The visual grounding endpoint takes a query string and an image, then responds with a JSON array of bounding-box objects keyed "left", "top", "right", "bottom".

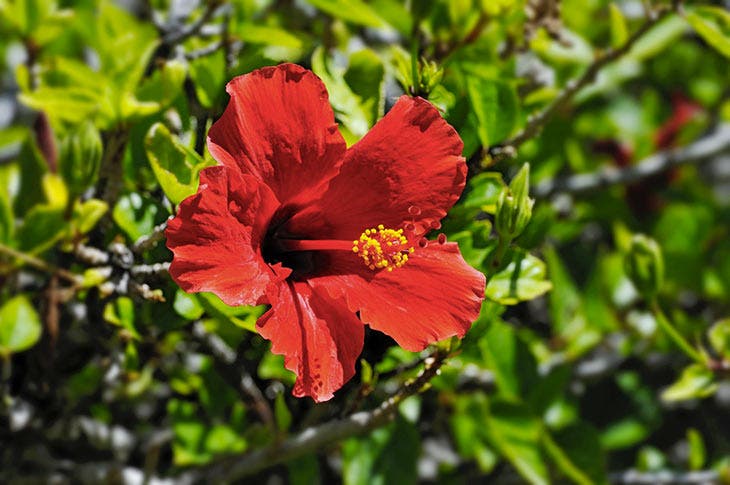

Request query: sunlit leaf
[{"left": 0, "top": 295, "right": 42, "bottom": 356}]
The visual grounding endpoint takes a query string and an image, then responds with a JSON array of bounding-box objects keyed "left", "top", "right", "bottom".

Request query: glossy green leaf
[
  {"left": 484, "top": 401, "right": 549, "bottom": 485},
  {"left": 609, "top": 3, "right": 628, "bottom": 48},
  {"left": 466, "top": 77, "right": 518, "bottom": 147},
  {"left": 549, "top": 423, "right": 607, "bottom": 485},
  {"left": 312, "top": 47, "right": 375, "bottom": 139},
  {"left": 173, "top": 290, "right": 204, "bottom": 321},
  {"left": 661, "top": 364, "right": 718, "bottom": 402},
  {"left": 237, "top": 24, "right": 305, "bottom": 48},
  {"left": 72, "top": 199, "right": 108, "bottom": 235},
  {"left": 685, "top": 10, "right": 730, "bottom": 59},
  {"left": 687, "top": 428, "right": 706, "bottom": 470},
  {"left": 708, "top": 318, "right": 730, "bottom": 359},
  {"left": 112, "top": 193, "right": 160, "bottom": 242},
  {"left": 16, "top": 205, "right": 66, "bottom": 253},
  {"left": 486, "top": 250, "right": 552, "bottom": 305},
  {"left": 145, "top": 123, "right": 209, "bottom": 205},
  {"left": 479, "top": 318, "right": 538, "bottom": 401},
  {"left": 0, "top": 185, "right": 13, "bottom": 244},
  {"left": 103, "top": 297, "right": 141, "bottom": 340},
  {"left": 306, "top": 0, "right": 386, "bottom": 28},
  {"left": 0, "top": 295, "right": 42, "bottom": 356},
  {"left": 342, "top": 416, "right": 419, "bottom": 485}
]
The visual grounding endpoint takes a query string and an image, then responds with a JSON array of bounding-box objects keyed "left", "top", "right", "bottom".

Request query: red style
[{"left": 166, "top": 64, "right": 486, "bottom": 402}]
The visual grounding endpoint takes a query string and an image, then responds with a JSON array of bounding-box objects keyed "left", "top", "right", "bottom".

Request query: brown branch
[
  {"left": 0, "top": 243, "right": 82, "bottom": 285},
  {"left": 533, "top": 124, "right": 730, "bottom": 198},
  {"left": 132, "top": 217, "right": 171, "bottom": 254},
  {"left": 161, "top": 1, "right": 223, "bottom": 47},
  {"left": 176, "top": 349, "right": 450, "bottom": 482},
  {"left": 486, "top": 7, "right": 673, "bottom": 162}
]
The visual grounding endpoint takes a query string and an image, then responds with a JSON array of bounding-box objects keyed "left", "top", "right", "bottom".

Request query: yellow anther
[{"left": 353, "top": 224, "right": 414, "bottom": 272}]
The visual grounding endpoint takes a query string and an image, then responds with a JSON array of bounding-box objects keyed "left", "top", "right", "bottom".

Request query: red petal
[
  {"left": 287, "top": 96, "right": 466, "bottom": 240},
  {"left": 310, "top": 243, "right": 485, "bottom": 351},
  {"left": 207, "top": 63, "right": 346, "bottom": 206},
  {"left": 165, "top": 166, "right": 288, "bottom": 306},
  {"left": 257, "top": 282, "right": 363, "bottom": 402}
]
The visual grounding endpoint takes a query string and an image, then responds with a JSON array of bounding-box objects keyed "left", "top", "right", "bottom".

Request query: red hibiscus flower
[{"left": 165, "top": 63, "right": 486, "bottom": 402}]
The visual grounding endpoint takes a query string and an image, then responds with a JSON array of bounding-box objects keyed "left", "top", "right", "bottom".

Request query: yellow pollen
[{"left": 352, "top": 225, "right": 414, "bottom": 272}]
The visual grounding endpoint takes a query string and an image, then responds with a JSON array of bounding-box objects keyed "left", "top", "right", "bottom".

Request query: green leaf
[
  {"left": 288, "top": 454, "right": 321, "bottom": 485},
  {"left": 16, "top": 205, "right": 66, "bottom": 253},
  {"left": 137, "top": 60, "right": 187, "bottom": 107},
  {"left": 237, "top": 24, "right": 305, "bottom": 48},
  {"left": 145, "top": 123, "right": 209, "bottom": 205},
  {"left": 196, "top": 293, "right": 263, "bottom": 333},
  {"left": 548, "top": 423, "right": 607, "bottom": 485},
  {"left": 628, "top": 14, "right": 687, "bottom": 61},
  {"left": 306, "top": 0, "right": 386, "bottom": 28},
  {"left": 189, "top": 51, "right": 226, "bottom": 109},
  {"left": 687, "top": 428, "right": 706, "bottom": 470},
  {"left": 0, "top": 295, "right": 42, "bottom": 356},
  {"left": 42, "top": 173, "right": 68, "bottom": 209},
  {"left": 484, "top": 401, "right": 550, "bottom": 485},
  {"left": 103, "top": 297, "right": 141, "bottom": 340},
  {"left": 274, "top": 392, "right": 292, "bottom": 432},
  {"left": 609, "top": 3, "right": 628, "bottom": 48},
  {"left": 173, "top": 290, "right": 205, "bottom": 320},
  {"left": 72, "top": 199, "right": 108, "bottom": 235},
  {"left": 685, "top": 10, "right": 730, "bottom": 59},
  {"left": 258, "top": 352, "right": 296, "bottom": 385},
  {"left": 479, "top": 318, "right": 538, "bottom": 401},
  {"left": 168, "top": 399, "right": 247, "bottom": 466},
  {"left": 708, "top": 318, "right": 730, "bottom": 359},
  {"left": 661, "top": 364, "right": 718, "bottom": 402},
  {"left": 113, "top": 193, "right": 160, "bottom": 242},
  {"left": 19, "top": 86, "right": 102, "bottom": 125},
  {"left": 311, "top": 47, "right": 376, "bottom": 139},
  {"left": 601, "top": 419, "right": 650, "bottom": 450},
  {"left": 344, "top": 49, "right": 385, "bottom": 128},
  {"left": 0, "top": 184, "right": 14, "bottom": 244},
  {"left": 14, "top": 138, "right": 47, "bottom": 216},
  {"left": 486, "top": 250, "right": 553, "bottom": 305},
  {"left": 461, "top": 172, "right": 505, "bottom": 213},
  {"left": 466, "top": 77, "right": 518, "bottom": 147},
  {"left": 342, "top": 416, "right": 419, "bottom": 485}
]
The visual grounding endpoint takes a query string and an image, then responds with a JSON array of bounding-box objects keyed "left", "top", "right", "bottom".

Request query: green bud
[
  {"left": 60, "top": 121, "right": 102, "bottom": 197},
  {"left": 625, "top": 234, "right": 664, "bottom": 299},
  {"left": 495, "top": 163, "right": 534, "bottom": 240}
]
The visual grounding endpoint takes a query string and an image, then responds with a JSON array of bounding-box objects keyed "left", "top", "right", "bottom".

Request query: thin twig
[
  {"left": 486, "top": 7, "right": 673, "bottom": 161},
  {"left": 533, "top": 124, "right": 730, "bottom": 198},
  {"left": 191, "top": 322, "right": 276, "bottom": 432},
  {"left": 132, "top": 217, "right": 171, "bottom": 254},
  {"left": 162, "top": 1, "right": 222, "bottom": 47},
  {"left": 609, "top": 469, "right": 719, "bottom": 484},
  {"left": 176, "top": 349, "right": 450, "bottom": 482},
  {"left": 0, "top": 243, "right": 82, "bottom": 285},
  {"left": 130, "top": 262, "right": 170, "bottom": 277}
]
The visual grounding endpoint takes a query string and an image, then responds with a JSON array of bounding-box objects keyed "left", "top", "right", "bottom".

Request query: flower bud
[
  {"left": 60, "top": 121, "right": 102, "bottom": 197},
  {"left": 495, "top": 163, "right": 534, "bottom": 240},
  {"left": 625, "top": 234, "right": 664, "bottom": 299}
]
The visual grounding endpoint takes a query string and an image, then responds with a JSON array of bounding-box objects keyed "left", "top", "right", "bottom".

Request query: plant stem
[
  {"left": 487, "top": 236, "right": 510, "bottom": 276},
  {"left": 482, "top": 6, "right": 673, "bottom": 163},
  {"left": 650, "top": 300, "right": 704, "bottom": 364}
]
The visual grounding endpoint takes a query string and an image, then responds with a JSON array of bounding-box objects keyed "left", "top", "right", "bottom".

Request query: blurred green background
[{"left": 1, "top": 0, "right": 730, "bottom": 483}]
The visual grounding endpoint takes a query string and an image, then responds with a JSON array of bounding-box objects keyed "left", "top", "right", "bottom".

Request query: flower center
[
  {"left": 352, "top": 225, "right": 414, "bottom": 272},
  {"left": 273, "top": 224, "right": 415, "bottom": 273}
]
